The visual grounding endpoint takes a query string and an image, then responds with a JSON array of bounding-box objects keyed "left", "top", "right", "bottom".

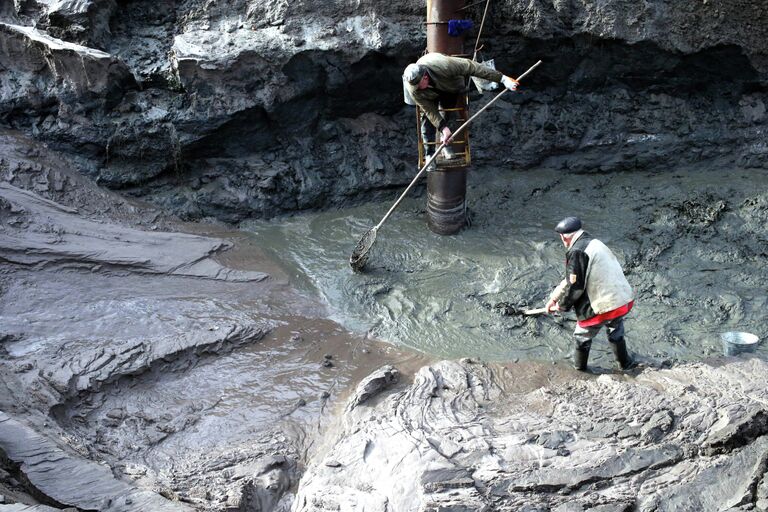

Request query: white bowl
[{"left": 721, "top": 331, "right": 759, "bottom": 356}]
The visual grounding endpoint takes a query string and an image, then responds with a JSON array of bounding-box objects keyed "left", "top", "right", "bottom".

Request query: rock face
[
  {"left": 0, "top": 180, "right": 268, "bottom": 280},
  {"left": 0, "top": 412, "right": 194, "bottom": 512},
  {"left": 0, "top": 22, "right": 134, "bottom": 101},
  {"left": 1, "top": 0, "right": 766, "bottom": 222},
  {"left": 295, "top": 357, "right": 768, "bottom": 511}
]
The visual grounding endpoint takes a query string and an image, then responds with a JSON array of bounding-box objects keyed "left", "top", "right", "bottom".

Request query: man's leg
[
  {"left": 420, "top": 114, "right": 437, "bottom": 157},
  {"left": 607, "top": 317, "right": 634, "bottom": 370},
  {"left": 420, "top": 114, "right": 438, "bottom": 171},
  {"left": 573, "top": 324, "right": 601, "bottom": 371}
]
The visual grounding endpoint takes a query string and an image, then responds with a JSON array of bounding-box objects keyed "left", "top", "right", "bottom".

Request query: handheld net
[{"left": 349, "top": 227, "right": 377, "bottom": 272}]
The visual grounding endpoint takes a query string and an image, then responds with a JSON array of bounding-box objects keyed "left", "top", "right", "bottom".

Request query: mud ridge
[{"left": 295, "top": 358, "right": 768, "bottom": 511}]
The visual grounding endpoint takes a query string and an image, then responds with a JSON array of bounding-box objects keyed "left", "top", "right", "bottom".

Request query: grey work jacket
[{"left": 556, "top": 232, "right": 634, "bottom": 321}]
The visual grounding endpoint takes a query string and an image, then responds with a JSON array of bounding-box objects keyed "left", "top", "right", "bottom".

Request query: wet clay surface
[
  {"left": 294, "top": 356, "right": 768, "bottom": 511},
  {"left": 53, "top": 312, "right": 427, "bottom": 505},
  {"left": 0, "top": 132, "right": 429, "bottom": 510},
  {"left": 1, "top": 251, "right": 428, "bottom": 510},
  {"left": 243, "top": 162, "right": 768, "bottom": 367},
  {"left": 0, "top": 247, "right": 428, "bottom": 509}
]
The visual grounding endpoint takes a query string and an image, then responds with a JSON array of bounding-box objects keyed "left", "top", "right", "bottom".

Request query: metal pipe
[
  {"left": 425, "top": 0, "right": 468, "bottom": 235},
  {"left": 426, "top": 0, "right": 466, "bottom": 55}
]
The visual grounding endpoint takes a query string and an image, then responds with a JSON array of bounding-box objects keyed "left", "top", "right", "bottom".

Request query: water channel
[{"left": 243, "top": 166, "right": 768, "bottom": 367}]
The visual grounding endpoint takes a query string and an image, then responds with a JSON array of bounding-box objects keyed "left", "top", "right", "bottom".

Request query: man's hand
[
  {"left": 501, "top": 75, "right": 519, "bottom": 92},
  {"left": 441, "top": 126, "right": 453, "bottom": 144},
  {"left": 545, "top": 298, "right": 560, "bottom": 313}
]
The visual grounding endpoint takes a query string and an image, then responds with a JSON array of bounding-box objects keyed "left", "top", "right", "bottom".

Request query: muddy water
[
  {"left": 243, "top": 197, "right": 561, "bottom": 361},
  {"left": 243, "top": 165, "right": 768, "bottom": 366}
]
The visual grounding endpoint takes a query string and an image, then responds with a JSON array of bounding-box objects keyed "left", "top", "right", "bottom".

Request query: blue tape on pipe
[{"left": 447, "top": 19, "right": 474, "bottom": 37}]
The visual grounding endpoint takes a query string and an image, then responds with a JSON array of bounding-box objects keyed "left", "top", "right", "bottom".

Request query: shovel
[
  {"left": 349, "top": 60, "right": 543, "bottom": 272},
  {"left": 523, "top": 306, "right": 575, "bottom": 323}
]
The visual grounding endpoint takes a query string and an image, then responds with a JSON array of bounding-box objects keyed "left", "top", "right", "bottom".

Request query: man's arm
[
  {"left": 425, "top": 104, "right": 446, "bottom": 133},
  {"left": 411, "top": 90, "right": 445, "bottom": 132},
  {"left": 546, "top": 279, "right": 568, "bottom": 312},
  {"left": 460, "top": 58, "right": 504, "bottom": 83},
  {"left": 456, "top": 57, "right": 517, "bottom": 91}
]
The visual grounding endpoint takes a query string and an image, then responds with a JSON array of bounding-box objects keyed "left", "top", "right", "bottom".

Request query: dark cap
[
  {"left": 554, "top": 216, "right": 582, "bottom": 234},
  {"left": 403, "top": 63, "right": 426, "bottom": 85}
]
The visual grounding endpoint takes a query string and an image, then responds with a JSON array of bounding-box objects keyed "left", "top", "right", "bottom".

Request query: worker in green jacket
[{"left": 403, "top": 53, "right": 519, "bottom": 166}]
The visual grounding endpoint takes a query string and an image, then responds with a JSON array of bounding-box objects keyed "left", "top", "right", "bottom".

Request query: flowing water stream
[
  {"left": 243, "top": 166, "right": 768, "bottom": 366},
  {"left": 243, "top": 195, "right": 565, "bottom": 362}
]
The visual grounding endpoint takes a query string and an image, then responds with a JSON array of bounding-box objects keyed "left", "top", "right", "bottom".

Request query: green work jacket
[{"left": 404, "top": 53, "right": 503, "bottom": 129}]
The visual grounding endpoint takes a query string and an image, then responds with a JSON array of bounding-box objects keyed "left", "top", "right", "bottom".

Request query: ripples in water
[{"left": 243, "top": 196, "right": 576, "bottom": 362}]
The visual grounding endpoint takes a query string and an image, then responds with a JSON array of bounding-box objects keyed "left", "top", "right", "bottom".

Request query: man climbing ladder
[{"left": 402, "top": 53, "right": 519, "bottom": 169}]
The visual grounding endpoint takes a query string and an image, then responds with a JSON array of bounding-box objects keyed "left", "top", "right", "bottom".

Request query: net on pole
[{"left": 349, "top": 227, "right": 377, "bottom": 272}]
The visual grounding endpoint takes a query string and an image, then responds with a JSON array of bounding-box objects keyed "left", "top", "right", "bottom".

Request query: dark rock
[
  {"left": 0, "top": 411, "right": 192, "bottom": 511},
  {"left": 105, "top": 408, "right": 126, "bottom": 420},
  {"left": 702, "top": 408, "right": 768, "bottom": 455},
  {"left": 1, "top": 1, "right": 765, "bottom": 222},
  {"left": 641, "top": 410, "right": 674, "bottom": 443},
  {"left": 535, "top": 430, "right": 574, "bottom": 450},
  {"left": 294, "top": 359, "right": 768, "bottom": 511},
  {"left": 345, "top": 365, "right": 399, "bottom": 411},
  {"left": 14, "top": 363, "right": 34, "bottom": 373}
]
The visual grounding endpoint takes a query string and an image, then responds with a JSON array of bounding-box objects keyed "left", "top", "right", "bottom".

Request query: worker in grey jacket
[
  {"left": 545, "top": 217, "right": 636, "bottom": 371},
  {"left": 402, "top": 53, "right": 519, "bottom": 163}
]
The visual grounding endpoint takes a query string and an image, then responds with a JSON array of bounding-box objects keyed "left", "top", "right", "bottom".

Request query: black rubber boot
[
  {"left": 573, "top": 346, "right": 590, "bottom": 371},
  {"left": 611, "top": 338, "right": 635, "bottom": 370}
]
